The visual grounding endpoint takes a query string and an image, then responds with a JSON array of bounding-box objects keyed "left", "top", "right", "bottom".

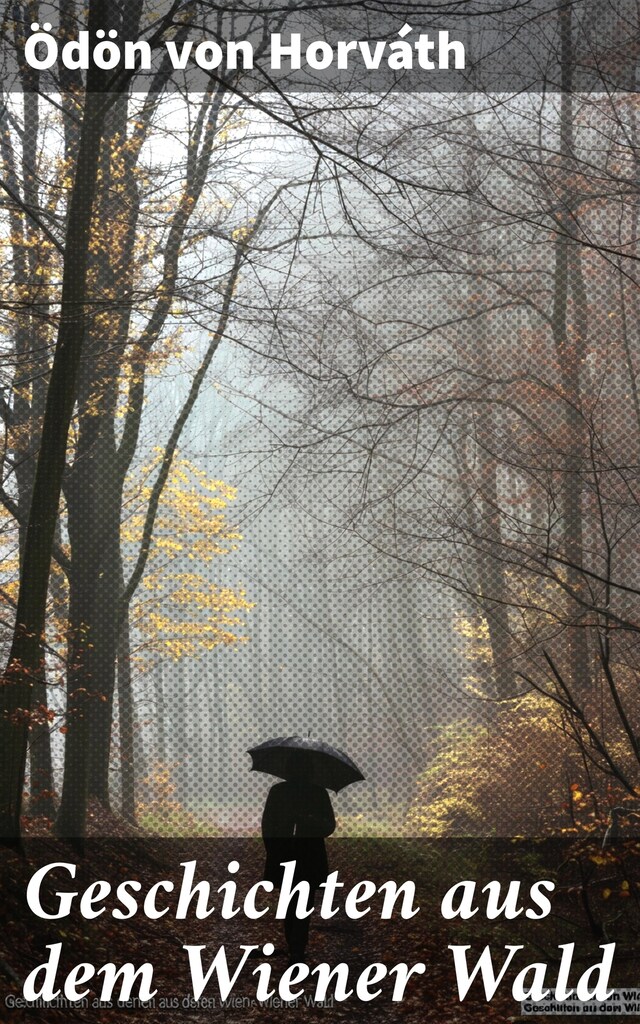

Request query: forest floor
[{"left": 2, "top": 813, "right": 637, "bottom": 1023}]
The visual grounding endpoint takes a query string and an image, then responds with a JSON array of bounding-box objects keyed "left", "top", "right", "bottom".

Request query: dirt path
[{"left": 1, "top": 837, "right": 514, "bottom": 1024}]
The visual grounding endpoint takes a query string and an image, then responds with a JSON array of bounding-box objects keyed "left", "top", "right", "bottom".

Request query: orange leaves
[
  {"left": 7, "top": 702, "right": 56, "bottom": 729},
  {"left": 602, "top": 880, "right": 631, "bottom": 901}
]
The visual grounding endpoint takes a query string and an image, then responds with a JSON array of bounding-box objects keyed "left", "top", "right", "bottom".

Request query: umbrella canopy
[{"left": 248, "top": 736, "right": 365, "bottom": 792}]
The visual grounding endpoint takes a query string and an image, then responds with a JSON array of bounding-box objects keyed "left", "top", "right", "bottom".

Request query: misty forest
[{"left": 1, "top": 0, "right": 640, "bottom": 856}]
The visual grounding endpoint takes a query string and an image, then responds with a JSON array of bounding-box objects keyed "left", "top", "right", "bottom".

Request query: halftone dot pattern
[{"left": 12, "top": 75, "right": 638, "bottom": 839}]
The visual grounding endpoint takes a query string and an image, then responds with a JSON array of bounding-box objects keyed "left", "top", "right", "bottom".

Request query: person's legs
[{"left": 284, "top": 888, "right": 316, "bottom": 963}]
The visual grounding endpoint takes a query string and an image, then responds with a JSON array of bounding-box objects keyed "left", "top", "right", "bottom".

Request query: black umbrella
[{"left": 248, "top": 736, "right": 365, "bottom": 792}]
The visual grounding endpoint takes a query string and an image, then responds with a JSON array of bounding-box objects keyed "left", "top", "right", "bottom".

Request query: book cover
[{"left": 0, "top": 1, "right": 639, "bottom": 1020}]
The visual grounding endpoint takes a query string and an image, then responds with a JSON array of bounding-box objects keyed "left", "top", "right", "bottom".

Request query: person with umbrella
[{"left": 248, "top": 736, "right": 364, "bottom": 965}]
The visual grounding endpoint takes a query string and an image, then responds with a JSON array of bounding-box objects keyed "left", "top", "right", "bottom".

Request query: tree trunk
[
  {"left": 117, "top": 605, "right": 136, "bottom": 823},
  {"left": 475, "top": 407, "right": 518, "bottom": 698},
  {"left": 1, "top": 66, "right": 57, "bottom": 825},
  {"left": 57, "top": 430, "right": 121, "bottom": 834},
  {"left": 56, "top": 87, "right": 140, "bottom": 834},
  {"left": 154, "top": 661, "right": 167, "bottom": 765},
  {"left": 552, "top": 4, "right": 590, "bottom": 691},
  {"left": 57, "top": 82, "right": 237, "bottom": 836},
  {"left": 28, "top": 719, "right": 55, "bottom": 822},
  {"left": 0, "top": 7, "right": 108, "bottom": 839}
]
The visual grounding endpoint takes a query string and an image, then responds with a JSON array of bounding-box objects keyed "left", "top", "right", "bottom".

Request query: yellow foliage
[
  {"left": 125, "top": 452, "right": 252, "bottom": 662},
  {"left": 231, "top": 218, "right": 255, "bottom": 242},
  {"left": 407, "top": 669, "right": 640, "bottom": 838},
  {"left": 407, "top": 694, "right": 587, "bottom": 837},
  {"left": 453, "top": 611, "right": 493, "bottom": 679},
  {"left": 137, "top": 760, "right": 215, "bottom": 836}
]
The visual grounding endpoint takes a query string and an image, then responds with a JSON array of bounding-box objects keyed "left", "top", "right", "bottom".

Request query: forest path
[{"left": 1, "top": 835, "right": 512, "bottom": 1024}]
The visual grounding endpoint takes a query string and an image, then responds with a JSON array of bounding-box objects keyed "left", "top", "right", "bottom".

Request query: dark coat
[{"left": 262, "top": 780, "right": 335, "bottom": 890}]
